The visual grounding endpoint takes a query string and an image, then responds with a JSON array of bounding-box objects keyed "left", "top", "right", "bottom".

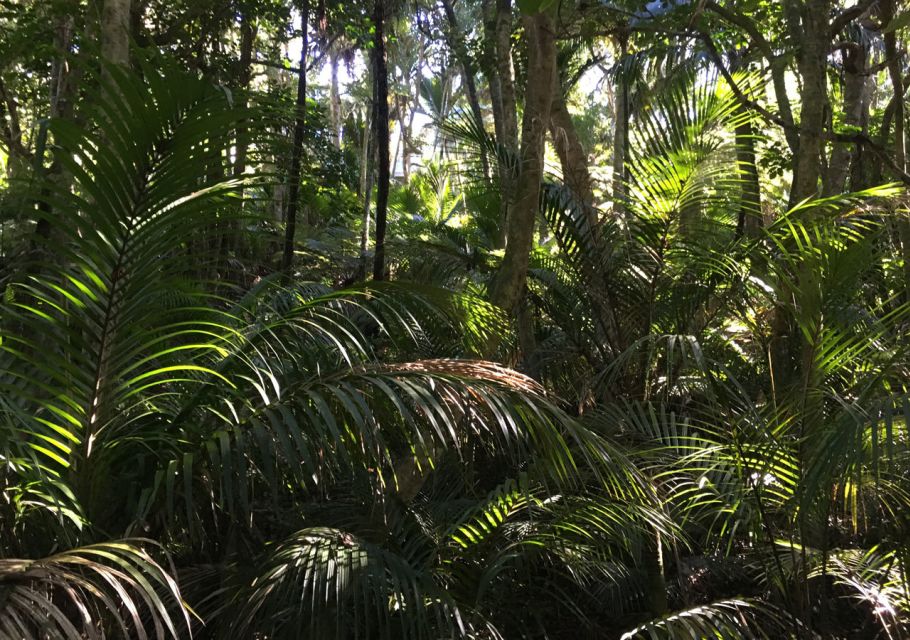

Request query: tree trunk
[
  {"left": 35, "top": 5, "right": 81, "bottom": 242},
  {"left": 481, "top": 0, "right": 506, "bottom": 247},
  {"left": 549, "top": 91, "right": 594, "bottom": 207},
  {"left": 825, "top": 41, "right": 869, "bottom": 195},
  {"left": 494, "top": 0, "right": 518, "bottom": 245},
  {"left": 612, "top": 32, "right": 629, "bottom": 218},
  {"left": 735, "top": 107, "right": 762, "bottom": 236},
  {"left": 0, "top": 79, "right": 26, "bottom": 179},
  {"left": 881, "top": 0, "right": 910, "bottom": 300},
  {"left": 402, "top": 43, "right": 423, "bottom": 183},
  {"left": 234, "top": 15, "right": 255, "bottom": 183},
  {"left": 227, "top": 14, "right": 255, "bottom": 264},
  {"left": 494, "top": 0, "right": 518, "bottom": 154},
  {"left": 548, "top": 75, "right": 622, "bottom": 360},
  {"left": 645, "top": 532, "right": 668, "bottom": 616},
  {"left": 489, "top": 11, "right": 556, "bottom": 316},
  {"left": 441, "top": 0, "right": 490, "bottom": 182},
  {"left": 481, "top": 0, "right": 505, "bottom": 159},
  {"left": 359, "top": 103, "right": 374, "bottom": 281},
  {"left": 789, "top": 0, "right": 830, "bottom": 206},
  {"left": 329, "top": 49, "right": 342, "bottom": 148},
  {"left": 371, "top": 0, "right": 391, "bottom": 281},
  {"left": 50, "top": 13, "right": 77, "bottom": 120},
  {"left": 281, "top": 0, "right": 309, "bottom": 274},
  {"left": 101, "top": 0, "right": 131, "bottom": 67}
]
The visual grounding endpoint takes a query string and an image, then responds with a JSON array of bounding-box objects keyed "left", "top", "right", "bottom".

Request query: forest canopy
[{"left": 1, "top": 0, "right": 909, "bottom": 638}]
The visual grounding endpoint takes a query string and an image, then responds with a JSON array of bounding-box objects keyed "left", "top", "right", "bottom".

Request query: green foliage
[
  {"left": 0, "top": 64, "right": 658, "bottom": 639},
  {"left": 2, "top": 1, "right": 910, "bottom": 637}
]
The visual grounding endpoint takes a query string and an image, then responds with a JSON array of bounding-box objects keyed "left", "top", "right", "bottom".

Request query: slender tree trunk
[
  {"left": 482, "top": 0, "right": 505, "bottom": 156},
  {"left": 441, "top": 0, "right": 490, "bottom": 182},
  {"left": 789, "top": 6, "right": 832, "bottom": 629},
  {"left": 549, "top": 73, "right": 622, "bottom": 359},
  {"left": 872, "top": 71, "right": 910, "bottom": 185},
  {"left": 494, "top": 0, "right": 518, "bottom": 153},
  {"left": 550, "top": 92, "right": 594, "bottom": 207},
  {"left": 234, "top": 15, "right": 255, "bottom": 183},
  {"left": 0, "top": 79, "right": 26, "bottom": 180},
  {"left": 735, "top": 107, "right": 762, "bottom": 236},
  {"left": 371, "top": 0, "right": 391, "bottom": 281},
  {"left": 789, "top": 0, "right": 830, "bottom": 206},
  {"left": 359, "top": 103, "right": 374, "bottom": 281},
  {"left": 645, "top": 532, "right": 668, "bottom": 616},
  {"left": 402, "top": 46, "right": 423, "bottom": 182},
  {"left": 481, "top": 0, "right": 507, "bottom": 247},
  {"left": 494, "top": 0, "right": 518, "bottom": 245},
  {"left": 282, "top": 0, "right": 309, "bottom": 274},
  {"left": 393, "top": 92, "right": 410, "bottom": 183},
  {"left": 35, "top": 5, "right": 81, "bottom": 242},
  {"left": 612, "top": 32, "right": 629, "bottom": 218},
  {"left": 848, "top": 79, "right": 871, "bottom": 192},
  {"left": 360, "top": 162, "right": 374, "bottom": 280},
  {"left": 101, "top": 0, "right": 131, "bottom": 67},
  {"left": 825, "top": 42, "right": 869, "bottom": 195},
  {"left": 50, "top": 13, "right": 76, "bottom": 120},
  {"left": 227, "top": 14, "right": 255, "bottom": 265},
  {"left": 881, "top": 0, "right": 910, "bottom": 300},
  {"left": 391, "top": 94, "right": 401, "bottom": 181},
  {"left": 489, "top": 11, "right": 556, "bottom": 316},
  {"left": 329, "top": 49, "right": 342, "bottom": 148}
]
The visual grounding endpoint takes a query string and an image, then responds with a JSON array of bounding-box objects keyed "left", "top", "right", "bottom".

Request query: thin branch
[
  {"left": 566, "top": 53, "right": 607, "bottom": 92},
  {"left": 837, "top": 132, "right": 910, "bottom": 185},
  {"left": 698, "top": 32, "right": 791, "bottom": 130},
  {"left": 0, "top": 77, "right": 30, "bottom": 160},
  {"left": 699, "top": 30, "right": 910, "bottom": 187},
  {"left": 253, "top": 35, "right": 339, "bottom": 76},
  {"left": 829, "top": 0, "right": 882, "bottom": 37},
  {"left": 703, "top": 0, "right": 798, "bottom": 150}
]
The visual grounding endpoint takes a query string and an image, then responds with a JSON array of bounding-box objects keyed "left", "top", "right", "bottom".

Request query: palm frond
[
  {"left": 0, "top": 540, "right": 189, "bottom": 640},
  {"left": 619, "top": 598, "right": 796, "bottom": 639}
]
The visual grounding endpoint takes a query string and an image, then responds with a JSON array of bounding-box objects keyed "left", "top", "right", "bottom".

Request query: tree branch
[
  {"left": 837, "top": 131, "right": 910, "bottom": 185},
  {"left": 703, "top": 1, "right": 798, "bottom": 150},
  {"left": 0, "top": 77, "right": 30, "bottom": 160},
  {"left": 698, "top": 31, "right": 792, "bottom": 130},
  {"left": 700, "top": 29, "right": 909, "bottom": 186},
  {"left": 829, "top": 0, "right": 881, "bottom": 37}
]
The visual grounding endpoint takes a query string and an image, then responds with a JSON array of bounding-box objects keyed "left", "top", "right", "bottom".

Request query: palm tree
[
  {"left": 0, "top": 63, "right": 667, "bottom": 638},
  {"left": 531, "top": 66, "right": 910, "bottom": 637},
  {"left": 431, "top": 56, "right": 910, "bottom": 636}
]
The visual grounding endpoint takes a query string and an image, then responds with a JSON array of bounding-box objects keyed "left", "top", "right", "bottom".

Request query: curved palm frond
[
  {"left": 619, "top": 598, "right": 797, "bottom": 639},
  {"left": 0, "top": 540, "right": 189, "bottom": 640}
]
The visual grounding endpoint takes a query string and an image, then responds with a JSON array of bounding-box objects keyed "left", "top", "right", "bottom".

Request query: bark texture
[
  {"left": 790, "top": 0, "right": 831, "bottom": 205},
  {"left": 612, "top": 32, "right": 629, "bottom": 217},
  {"left": 233, "top": 15, "right": 255, "bottom": 183},
  {"left": 329, "top": 50, "right": 342, "bottom": 148},
  {"left": 881, "top": 0, "right": 910, "bottom": 299},
  {"left": 482, "top": 0, "right": 505, "bottom": 162},
  {"left": 489, "top": 11, "right": 556, "bottom": 316},
  {"left": 825, "top": 41, "right": 870, "bottom": 195},
  {"left": 371, "top": 0, "right": 391, "bottom": 281},
  {"left": 549, "top": 92, "right": 594, "bottom": 207},
  {"left": 359, "top": 104, "right": 374, "bottom": 281},
  {"left": 493, "top": 0, "right": 519, "bottom": 246},
  {"left": 101, "top": 0, "right": 131, "bottom": 67},
  {"left": 494, "top": 0, "right": 519, "bottom": 155},
  {"left": 735, "top": 111, "right": 762, "bottom": 237},
  {"left": 281, "top": 0, "right": 309, "bottom": 273}
]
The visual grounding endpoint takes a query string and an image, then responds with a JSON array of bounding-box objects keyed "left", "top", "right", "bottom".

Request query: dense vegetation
[{"left": 1, "top": 0, "right": 909, "bottom": 637}]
